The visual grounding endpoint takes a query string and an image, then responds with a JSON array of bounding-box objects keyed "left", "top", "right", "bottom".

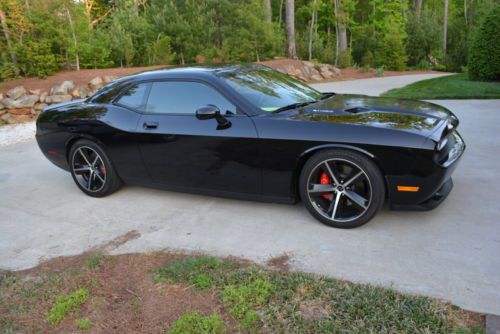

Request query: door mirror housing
[
  {"left": 196, "top": 104, "right": 231, "bottom": 130},
  {"left": 196, "top": 104, "right": 220, "bottom": 120}
]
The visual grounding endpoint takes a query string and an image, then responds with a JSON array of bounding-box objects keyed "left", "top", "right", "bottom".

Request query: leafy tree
[{"left": 468, "top": 5, "right": 500, "bottom": 81}]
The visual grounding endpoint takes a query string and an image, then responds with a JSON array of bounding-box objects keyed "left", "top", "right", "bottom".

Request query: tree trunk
[
  {"left": 278, "top": 0, "right": 284, "bottom": 26},
  {"left": 335, "top": 0, "right": 348, "bottom": 52},
  {"left": 443, "top": 0, "right": 448, "bottom": 54},
  {"left": 0, "top": 9, "right": 17, "bottom": 65},
  {"left": 285, "top": 0, "right": 297, "bottom": 59},
  {"left": 415, "top": 0, "right": 422, "bottom": 18},
  {"left": 264, "top": 0, "right": 272, "bottom": 23},
  {"left": 308, "top": 0, "right": 318, "bottom": 61},
  {"left": 65, "top": 6, "right": 80, "bottom": 71}
]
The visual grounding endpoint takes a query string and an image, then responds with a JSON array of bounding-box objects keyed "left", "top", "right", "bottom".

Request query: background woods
[{"left": 0, "top": 0, "right": 498, "bottom": 81}]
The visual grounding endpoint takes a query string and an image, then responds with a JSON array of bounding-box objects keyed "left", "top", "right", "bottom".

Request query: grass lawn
[
  {"left": 0, "top": 253, "right": 484, "bottom": 333},
  {"left": 381, "top": 73, "right": 500, "bottom": 99}
]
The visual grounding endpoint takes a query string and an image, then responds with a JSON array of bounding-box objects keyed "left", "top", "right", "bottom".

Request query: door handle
[{"left": 143, "top": 121, "right": 159, "bottom": 130}]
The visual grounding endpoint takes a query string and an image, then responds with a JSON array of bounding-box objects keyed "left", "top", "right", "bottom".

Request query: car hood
[{"left": 288, "top": 94, "right": 458, "bottom": 138}]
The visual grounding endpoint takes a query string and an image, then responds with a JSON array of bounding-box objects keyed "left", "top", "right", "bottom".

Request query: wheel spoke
[
  {"left": 309, "top": 183, "right": 335, "bottom": 194},
  {"left": 78, "top": 148, "right": 92, "bottom": 166},
  {"left": 344, "top": 190, "right": 368, "bottom": 209},
  {"left": 95, "top": 172, "right": 105, "bottom": 183},
  {"left": 87, "top": 172, "right": 93, "bottom": 190},
  {"left": 92, "top": 154, "right": 99, "bottom": 166},
  {"left": 323, "top": 162, "right": 340, "bottom": 185},
  {"left": 343, "top": 171, "right": 363, "bottom": 187},
  {"left": 73, "top": 167, "right": 90, "bottom": 174},
  {"left": 329, "top": 192, "right": 342, "bottom": 219}
]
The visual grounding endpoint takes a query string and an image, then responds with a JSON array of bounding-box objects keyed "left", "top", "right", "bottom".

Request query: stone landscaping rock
[
  {"left": 29, "top": 89, "right": 42, "bottom": 96},
  {"left": 8, "top": 108, "right": 32, "bottom": 116},
  {"left": 89, "top": 76, "right": 104, "bottom": 90},
  {"left": 1, "top": 113, "right": 32, "bottom": 124},
  {"left": 0, "top": 101, "right": 4, "bottom": 110},
  {"left": 45, "top": 95, "right": 72, "bottom": 104},
  {"left": 311, "top": 74, "right": 323, "bottom": 81},
  {"left": 50, "top": 84, "right": 67, "bottom": 96},
  {"left": 0, "top": 109, "right": 6, "bottom": 116},
  {"left": 39, "top": 91, "right": 48, "bottom": 103},
  {"left": 103, "top": 75, "right": 116, "bottom": 84},
  {"left": 34, "top": 103, "right": 47, "bottom": 111},
  {"left": 2, "top": 95, "right": 39, "bottom": 109},
  {"left": 71, "top": 87, "right": 89, "bottom": 99},
  {"left": 6, "top": 86, "right": 27, "bottom": 100},
  {"left": 60, "top": 80, "right": 75, "bottom": 92}
]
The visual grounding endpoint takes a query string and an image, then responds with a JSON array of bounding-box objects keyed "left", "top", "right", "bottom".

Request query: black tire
[
  {"left": 299, "top": 149, "right": 385, "bottom": 228},
  {"left": 69, "top": 139, "right": 122, "bottom": 197}
]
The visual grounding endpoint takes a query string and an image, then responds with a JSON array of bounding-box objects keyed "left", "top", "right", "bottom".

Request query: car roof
[{"left": 115, "top": 63, "right": 268, "bottom": 83}]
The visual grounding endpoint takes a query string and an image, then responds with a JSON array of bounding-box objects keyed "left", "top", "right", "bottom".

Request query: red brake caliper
[{"left": 320, "top": 172, "right": 332, "bottom": 199}]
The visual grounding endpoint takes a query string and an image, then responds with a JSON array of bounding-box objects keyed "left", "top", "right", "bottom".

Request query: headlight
[{"left": 437, "top": 137, "right": 448, "bottom": 151}]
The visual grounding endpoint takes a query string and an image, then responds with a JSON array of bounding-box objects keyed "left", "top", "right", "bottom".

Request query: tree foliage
[
  {"left": 468, "top": 5, "right": 500, "bottom": 81},
  {"left": 0, "top": 0, "right": 497, "bottom": 80}
]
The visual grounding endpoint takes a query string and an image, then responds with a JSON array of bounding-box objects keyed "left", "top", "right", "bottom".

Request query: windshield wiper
[{"left": 272, "top": 100, "right": 317, "bottom": 113}]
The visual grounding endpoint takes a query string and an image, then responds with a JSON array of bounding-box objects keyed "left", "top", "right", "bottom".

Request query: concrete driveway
[{"left": 1, "top": 74, "right": 499, "bottom": 315}]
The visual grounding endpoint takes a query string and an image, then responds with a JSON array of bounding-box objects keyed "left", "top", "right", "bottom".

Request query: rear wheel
[
  {"left": 69, "top": 139, "right": 122, "bottom": 197},
  {"left": 299, "top": 149, "right": 385, "bottom": 228}
]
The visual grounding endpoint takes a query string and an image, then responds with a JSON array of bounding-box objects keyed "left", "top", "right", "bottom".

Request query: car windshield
[{"left": 219, "top": 66, "right": 323, "bottom": 112}]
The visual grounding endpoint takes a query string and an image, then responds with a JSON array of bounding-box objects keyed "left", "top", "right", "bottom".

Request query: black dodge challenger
[{"left": 36, "top": 64, "right": 465, "bottom": 228}]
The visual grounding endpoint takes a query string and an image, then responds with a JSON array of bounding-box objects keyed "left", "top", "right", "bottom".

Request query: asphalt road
[{"left": 1, "top": 74, "right": 499, "bottom": 315}]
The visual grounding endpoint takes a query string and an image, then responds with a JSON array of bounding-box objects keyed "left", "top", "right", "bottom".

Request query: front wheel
[
  {"left": 299, "top": 149, "right": 385, "bottom": 228},
  {"left": 69, "top": 139, "right": 122, "bottom": 197}
]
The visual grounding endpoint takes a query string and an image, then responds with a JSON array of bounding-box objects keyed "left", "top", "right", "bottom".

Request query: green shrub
[
  {"left": 416, "top": 59, "right": 432, "bottom": 70},
  {"left": 47, "top": 288, "right": 89, "bottom": 324},
  {"left": 15, "top": 41, "right": 59, "bottom": 78},
  {"left": 167, "top": 312, "right": 226, "bottom": 334},
  {"left": 337, "top": 49, "right": 352, "bottom": 68},
  {"left": 468, "top": 6, "right": 500, "bottom": 81}
]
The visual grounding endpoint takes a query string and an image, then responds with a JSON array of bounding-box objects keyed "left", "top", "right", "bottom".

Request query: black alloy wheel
[
  {"left": 300, "top": 149, "right": 385, "bottom": 228},
  {"left": 69, "top": 139, "right": 122, "bottom": 197}
]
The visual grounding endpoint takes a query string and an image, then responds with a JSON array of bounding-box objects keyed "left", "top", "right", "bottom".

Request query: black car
[{"left": 36, "top": 64, "right": 465, "bottom": 228}]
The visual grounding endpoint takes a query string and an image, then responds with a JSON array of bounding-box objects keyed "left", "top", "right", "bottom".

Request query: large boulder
[
  {"left": 6, "top": 86, "right": 26, "bottom": 100},
  {"left": 2, "top": 95, "right": 39, "bottom": 109},
  {"left": 89, "top": 76, "right": 104, "bottom": 90},
  {"left": 45, "top": 95, "right": 72, "bottom": 104}
]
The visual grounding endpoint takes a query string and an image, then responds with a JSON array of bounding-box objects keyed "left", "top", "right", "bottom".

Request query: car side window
[
  {"left": 115, "top": 83, "right": 149, "bottom": 111},
  {"left": 145, "top": 81, "right": 236, "bottom": 115}
]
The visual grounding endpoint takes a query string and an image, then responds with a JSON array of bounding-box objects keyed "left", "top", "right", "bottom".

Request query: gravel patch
[{"left": 0, "top": 122, "right": 36, "bottom": 147}]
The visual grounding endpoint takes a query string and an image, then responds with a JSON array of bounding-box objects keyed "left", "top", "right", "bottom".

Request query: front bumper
[{"left": 386, "top": 131, "right": 465, "bottom": 211}]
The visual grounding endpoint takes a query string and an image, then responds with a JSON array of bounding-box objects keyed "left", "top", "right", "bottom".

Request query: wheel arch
[
  {"left": 65, "top": 134, "right": 107, "bottom": 164},
  {"left": 291, "top": 144, "right": 387, "bottom": 201}
]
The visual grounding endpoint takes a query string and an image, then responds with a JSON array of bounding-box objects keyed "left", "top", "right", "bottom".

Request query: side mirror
[
  {"left": 195, "top": 104, "right": 231, "bottom": 130},
  {"left": 196, "top": 104, "right": 220, "bottom": 120}
]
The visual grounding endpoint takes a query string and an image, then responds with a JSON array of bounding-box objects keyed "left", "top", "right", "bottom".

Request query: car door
[{"left": 136, "top": 80, "right": 261, "bottom": 196}]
